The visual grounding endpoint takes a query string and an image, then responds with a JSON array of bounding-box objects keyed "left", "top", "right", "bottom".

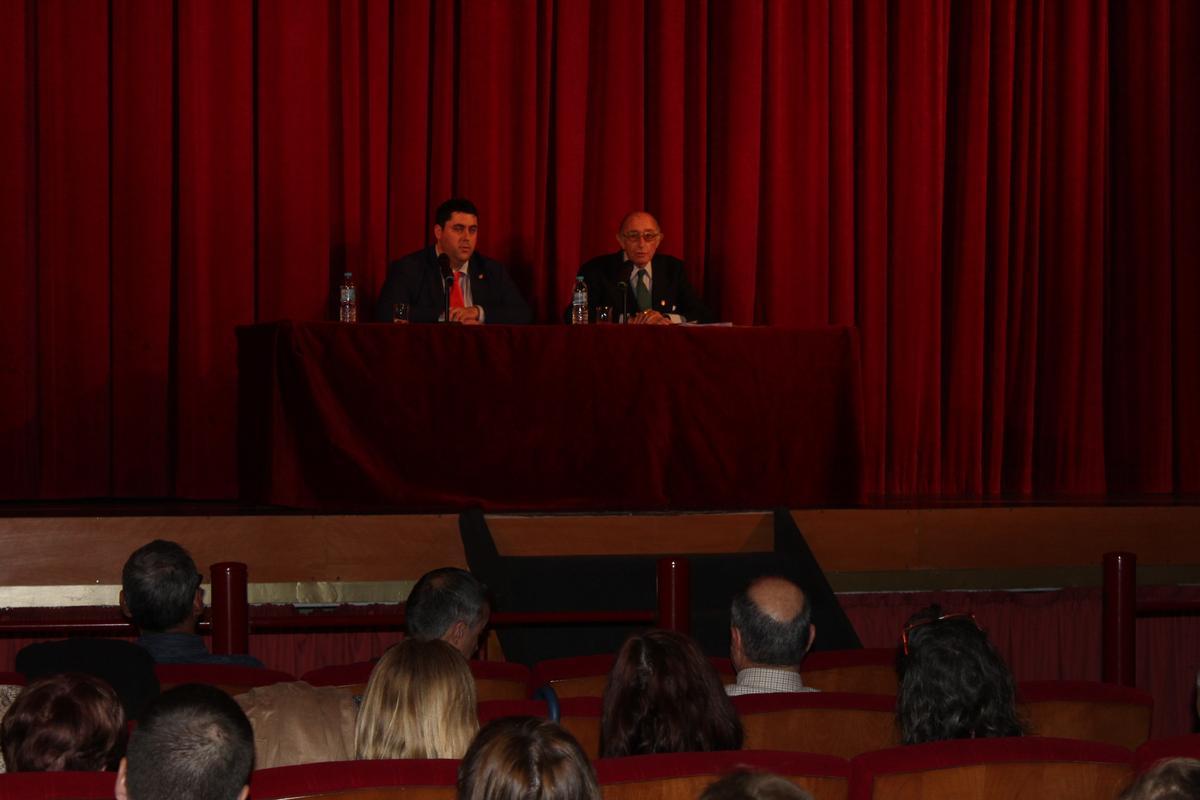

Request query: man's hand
[
  {"left": 629, "top": 310, "right": 672, "bottom": 325},
  {"left": 449, "top": 306, "right": 483, "bottom": 325}
]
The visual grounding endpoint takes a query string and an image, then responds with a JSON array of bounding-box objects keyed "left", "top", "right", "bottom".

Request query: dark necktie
[{"left": 635, "top": 268, "right": 651, "bottom": 311}]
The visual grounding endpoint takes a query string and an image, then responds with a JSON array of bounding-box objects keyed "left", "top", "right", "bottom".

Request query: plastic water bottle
[
  {"left": 338, "top": 272, "right": 357, "bottom": 322},
  {"left": 571, "top": 276, "right": 588, "bottom": 325}
]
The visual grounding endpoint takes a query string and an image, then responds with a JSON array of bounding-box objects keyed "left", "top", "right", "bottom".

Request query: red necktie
[{"left": 450, "top": 271, "right": 465, "bottom": 309}]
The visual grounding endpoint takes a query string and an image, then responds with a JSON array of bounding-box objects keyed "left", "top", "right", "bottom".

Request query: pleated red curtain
[{"left": 0, "top": 0, "right": 1196, "bottom": 503}]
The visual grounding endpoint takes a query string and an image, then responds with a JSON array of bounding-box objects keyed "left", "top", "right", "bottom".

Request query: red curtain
[{"left": 0, "top": 0, "right": 1196, "bottom": 503}]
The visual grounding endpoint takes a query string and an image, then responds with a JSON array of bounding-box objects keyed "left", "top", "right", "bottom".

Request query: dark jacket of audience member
[
  {"left": 458, "top": 717, "right": 600, "bottom": 800},
  {"left": 16, "top": 638, "right": 160, "bottom": 720},
  {"left": 600, "top": 629, "right": 743, "bottom": 757},
  {"left": 0, "top": 673, "right": 126, "bottom": 772},
  {"left": 897, "top": 606, "right": 1024, "bottom": 745},
  {"left": 117, "top": 683, "right": 254, "bottom": 800}
]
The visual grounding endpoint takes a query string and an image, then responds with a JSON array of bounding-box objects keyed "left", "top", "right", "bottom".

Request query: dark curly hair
[
  {"left": 1, "top": 673, "right": 126, "bottom": 772},
  {"left": 896, "top": 606, "right": 1024, "bottom": 745},
  {"left": 600, "top": 629, "right": 743, "bottom": 757}
]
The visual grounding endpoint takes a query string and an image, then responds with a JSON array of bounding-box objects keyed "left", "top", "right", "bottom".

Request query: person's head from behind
[
  {"left": 458, "top": 716, "right": 599, "bottom": 800},
  {"left": 116, "top": 683, "right": 253, "bottom": 800},
  {"left": 729, "top": 576, "right": 814, "bottom": 672},
  {"left": 897, "top": 606, "right": 1023, "bottom": 745},
  {"left": 355, "top": 638, "right": 478, "bottom": 760},
  {"left": 1120, "top": 758, "right": 1200, "bottom": 800},
  {"left": 0, "top": 673, "right": 125, "bottom": 772},
  {"left": 701, "top": 770, "right": 814, "bottom": 800},
  {"left": 405, "top": 567, "right": 490, "bottom": 657},
  {"left": 121, "top": 539, "right": 203, "bottom": 634},
  {"left": 600, "top": 628, "right": 743, "bottom": 757}
]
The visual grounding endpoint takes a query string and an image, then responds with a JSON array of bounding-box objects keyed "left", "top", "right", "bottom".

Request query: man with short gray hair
[
  {"left": 726, "top": 576, "right": 817, "bottom": 695},
  {"left": 405, "top": 567, "right": 490, "bottom": 658}
]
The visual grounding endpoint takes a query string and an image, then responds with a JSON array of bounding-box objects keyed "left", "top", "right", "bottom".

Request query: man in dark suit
[
  {"left": 568, "top": 210, "right": 713, "bottom": 324},
  {"left": 375, "top": 198, "right": 531, "bottom": 324}
]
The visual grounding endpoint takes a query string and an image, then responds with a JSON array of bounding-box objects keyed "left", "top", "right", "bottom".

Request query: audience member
[
  {"left": 16, "top": 638, "right": 160, "bottom": 720},
  {"left": 355, "top": 638, "right": 478, "bottom": 760},
  {"left": 701, "top": 770, "right": 814, "bottom": 800},
  {"left": 1120, "top": 758, "right": 1200, "bottom": 800},
  {"left": 458, "top": 716, "right": 600, "bottom": 800},
  {"left": 121, "top": 539, "right": 263, "bottom": 667},
  {"left": 0, "top": 673, "right": 125, "bottom": 772},
  {"left": 600, "top": 629, "right": 743, "bottom": 757},
  {"left": 727, "top": 576, "right": 817, "bottom": 696},
  {"left": 405, "top": 566, "right": 491, "bottom": 658},
  {"left": 116, "top": 684, "right": 254, "bottom": 800},
  {"left": 897, "top": 606, "right": 1023, "bottom": 744}
]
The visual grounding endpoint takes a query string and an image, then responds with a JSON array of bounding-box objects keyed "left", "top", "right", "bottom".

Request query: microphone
[
  {"left": 616, "top": 281, "right": 628, "bottom": 323},
  {"left": 439, "top": 253, "right": 453, "bottom": 322}
]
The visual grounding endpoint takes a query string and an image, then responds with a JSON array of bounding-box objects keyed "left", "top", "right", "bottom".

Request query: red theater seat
[
  {"left": 155, "top": 663, "right": 296, "bottom": 696},
  {"left": 531, "top": 654, "right": 736, "bottom": 699},
  {"left": 1017, "top": 680, "right": 1154, "bottom": 749},
  {"left": 1133, "top": 734, "right": 1200, "bottom": 772},
  {"left": 302, "top": 659, "right": 530, "bottom": 701},
  {"left": 0, "top": 671, "right": 27, "bottom": 685},
  {"left": 733, "top": 692, "right": 900, "bottom": 758},
  {"left": 847, "top": 737, "right": 1134, "bottom": 800},
  {"left": 595, "top": 750, "right": 851, "bottom": 800},
  {"left": 558, "top": 696, "right": 604, "bottom": 758},
  {"left": 0, "top": 771, "right": 116, "bottom": 799},
  {"left": 802, "top": 649, "right": 899, "bottom": 695},
  {"left": 477, "top": 698, "right": 550, "bottom": 724},
  {"left": 249, "top": 758, "right": 459, "bottom": 800}
]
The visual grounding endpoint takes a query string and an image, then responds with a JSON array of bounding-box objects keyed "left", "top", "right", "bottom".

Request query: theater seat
[
  {"left": 802, "top": 649, "right": 898, "bottom": 695},
  {"left": 1133, "top": 734, "right": 1200, "bottom": 772},
  {"left": 595, "top": 750, "right": 851, "bottom": 800},
  {"left": 558, "top": 696, "right": 604, "bottom": 758},
  {"left": 154, "top": 663, "right": 296, "bottom": 696},
  {"left": 531, "top": 654, "right": 736, "bottom": 699},
  {"left": 1017, "top": 680, "right": 1154, "bottom": 750},
  {"left": 733, "top": 692, "right": 900, "bottom": 758},
  {"left": 0, "top": 771, "right": 115, "bottom": 799},
  {"left": 477, "top": 698, "right": 550, "bottom": 724},
  {"left": 249, "top": 758, "right": 459, "bottom": 800},
  {"left": 0, "top": 671, "right": 27, "bottom": 685},
  {"left": 847, "top": 737, "right": 1134, "bottom": 800},
  {"left": 302, "top": 659, "right": 530, "bottom": 701}
]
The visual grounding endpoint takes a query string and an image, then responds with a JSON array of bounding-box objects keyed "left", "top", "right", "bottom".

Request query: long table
[{"left": 237, "top": 321, "right": 864, "bottom": 511}]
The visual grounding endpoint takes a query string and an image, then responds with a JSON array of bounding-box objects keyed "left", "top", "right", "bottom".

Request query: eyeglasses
[
  {"left": 621, "top": 231, "right": 662, "bottom": 243},
  {"left": 901, "top": 612, "right": 981, "bottom": 655}
]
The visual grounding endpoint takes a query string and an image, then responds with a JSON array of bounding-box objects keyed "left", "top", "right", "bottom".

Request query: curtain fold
[{"left": 0, "top": 0, "right": 1196, "bottom": 503}]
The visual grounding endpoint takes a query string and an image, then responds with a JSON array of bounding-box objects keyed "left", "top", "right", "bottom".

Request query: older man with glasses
[
  {"left": 566, "top": 210, "right": 713, "bottom": 324},
  {"left": 121, "top": 539, "right": 263, "bottom": 668}
]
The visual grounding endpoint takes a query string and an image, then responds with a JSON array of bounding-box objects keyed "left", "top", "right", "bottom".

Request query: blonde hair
[{"left": 354, "top": 638, "right": 478, "bottom": 759}]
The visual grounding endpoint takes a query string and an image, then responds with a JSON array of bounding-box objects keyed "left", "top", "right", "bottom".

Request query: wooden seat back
[
  {"left": 596, "top": 750, "right": 850, "bottom": 800},
  {"left": 733, "top": 692, "right": 899, "bottom": 758},
  {"left": 1017, "top": 680, "right": 1154, "bottom": 750}
]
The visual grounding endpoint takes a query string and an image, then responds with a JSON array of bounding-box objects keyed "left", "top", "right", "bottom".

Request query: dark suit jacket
[
  {"left": 565, "top": 251, "right": 714, "bottom": 323},
  {"left": 375, "top": 246, "right": 532, "bottom": 324}
]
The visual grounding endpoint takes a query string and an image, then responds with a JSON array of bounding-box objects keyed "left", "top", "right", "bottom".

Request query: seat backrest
[
  {"left": 477, "top": 698, "right": 550, "bottom": 724},
  {"left": 155, "top": 663, "right": 296, "bottom": 696},
  {"left": 0, "top": 771, "right": 116, "bottom": 799},
  {"left": 469, "top": 660, "right": 531, "bottom": 701},
  {"left": 733, "top": 692, "right": 900, "bottom": 758},
  {"left": 848, "top": 736, "right": 1134, "bottom": 800},
  {"left": 802, "top": 649, "right": 899, "bottom": 695},
  {"left": 596, "top": 750, "right": 851, "bottom": 800},
  {"left": 1017, "top": 680, "right": 1154, "bottom": 750},
  {"left": 249, "top": 758, "right": 459, "bottom": 800},
  {"left": 559, "top": 696, "right": 604, "bottom": 758},
  {"left": 1133, "top": 734, "right": 1200, "bottom": 773},
  {"left": 301, "top": 660, "right": 530, "bottom": 701},
  {"left": 532, "top": 654, "right": 735, "bottom": 700}
]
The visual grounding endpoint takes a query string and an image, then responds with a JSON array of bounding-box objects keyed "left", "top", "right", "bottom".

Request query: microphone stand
[{"left": 617, "top": 281, "right": 628, "bottom": 324}]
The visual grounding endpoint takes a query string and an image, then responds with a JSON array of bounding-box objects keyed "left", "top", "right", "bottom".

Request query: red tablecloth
[{"left": 237, "top": 322, "right": 864, "bottom": 510}]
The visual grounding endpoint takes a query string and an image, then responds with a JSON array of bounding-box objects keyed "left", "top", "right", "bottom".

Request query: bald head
[
  {"left": 618, "top": 211, "right": 660, "bottom": 234},
  {"left": 730, "top": 577, "right": 814, "bottom": 670}
]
